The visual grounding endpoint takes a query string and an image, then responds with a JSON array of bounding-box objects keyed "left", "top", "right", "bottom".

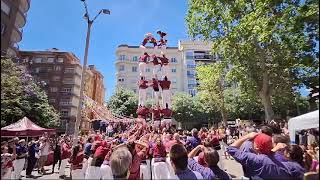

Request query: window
[
  {"left": 49, "top": 99, "right": 56, "bottom": 103},
  {"left": 57, "top": 57, "right": 64, "bottom": 63},
  {"left": 52, "top": 76, "right": 60, "bottom": 81},
  {"left": 65, "top": 68, "right": 74, "bottom": 73},
  {"left": 47, "top": 67, "right": 53, "bottom": 72},
  {"left": 34, "top": 57, "right": 42, "bottom": 63},
  {"left": 118, "top": 78, "right": 125, "bottom": 82},
  {"left": 187, "top": 64, "right": 196, "bottom": 69},
  {"left": 60, "top": 99, "right": 71, "bottom": 105},
  {"left": 50, "top": 87, "right": 58, "bottom": 92},
  {"left": 119, "top": 55, "right": 126, "bottom": 61},
  {"left": 1, "top": 24, "right": 5, "bottom": 35},
  {"left": 1, "top": 1, "right": 11, "bottom": 15},
  {"left": 63, "top": 77, "right": 74, "bottom": 83},
  {"left": 186, "top": 60, "right": 195, "bottom": 65},
  {"left": 54, "top": 66, "right": 61, "bottom": 71},
  {"left": 186, "top": 51, "right": 194, "bottom": 60},
  {"left": 34, "top": 67, "right": 40, "bottom": 73},
  {"left": 60, "top": 110, "right": 69, "bottom": 117},
  {"left": 132, "top": 66, "right": 137, "bottom": 72},
  {"left": 146, "top": 68, "right": 151, "bottom": 72},
  {"left": 172, "top": 79, "right": 177, "bottom": 84},
  {"left": 171, "top": 57, "right": 177, "bottom": 63},
  {"left": 61, "top": 88, "right": 72, "bottom": 92},
  {"left": 47, "top": 57, "right": 55, "bottom": 63},
  {"left": 171, "top": 68, "right": 176, "bottom": 73},
  {"left": 119, "top": 65, "right": 125, "bottom": 71},
  {"left": 132, "top": 56, "right": 138, "bottom": 61},
  {"left": 188, "top": 89, "right": 196, "bottom": 96}
]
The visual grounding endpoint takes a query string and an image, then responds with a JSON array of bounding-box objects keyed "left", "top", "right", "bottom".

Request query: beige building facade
[
  {"left": 115, "top": 45, "right": 184, "bottom": 99},
  {"left": 115, "top": 40, "right": 216, "bottom": 97}
]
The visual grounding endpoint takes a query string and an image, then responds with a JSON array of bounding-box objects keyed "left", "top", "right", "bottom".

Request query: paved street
[{"left": 19, "top": 150, "right": 243, "bottom": 179}]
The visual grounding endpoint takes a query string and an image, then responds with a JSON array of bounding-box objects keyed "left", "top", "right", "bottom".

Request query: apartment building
[
  {"left": 115, "top": 45, "right": 184, "bottom": 99},
  {"left": 178, "top": 40, "right": 216, "bottom": 96},
  {"left": 115, "top": 40, "right": 216, "bottom": 97},
  {"left": 18, "top": 49, "right": 105, "bottom": 134},
  {"left": 82, "top": 65, "right": 106, "bottom": 132},
  {"left": 1, "top": 0, "right": 30, "bottom": 57}
]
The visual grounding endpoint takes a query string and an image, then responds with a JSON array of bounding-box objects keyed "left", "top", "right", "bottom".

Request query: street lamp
[{"left": 73, "top": 0, "right": 110, "bottom": 146}]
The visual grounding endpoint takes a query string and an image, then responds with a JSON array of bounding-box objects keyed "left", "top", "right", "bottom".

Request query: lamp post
[{"left": 73, "top": 0, "right": 110, "bottom": 146}]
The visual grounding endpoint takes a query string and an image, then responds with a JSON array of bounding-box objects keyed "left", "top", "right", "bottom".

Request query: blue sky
[{"left": 20, "top": 0, "right": 189, "bottom": 101}]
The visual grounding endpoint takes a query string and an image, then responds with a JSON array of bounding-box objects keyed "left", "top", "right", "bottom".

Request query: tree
[
  {"left": 107, "top": 88, "right": 138, "bottom": 117},
  {"left": 196, "top": 62, "right": 230, "bottom": 125},
  {"left": 186, "top": 0, "right": 319, "bottom": 122},
  {"left": 172, "top": 93, "right": 198, "bottom": 123},
  {"left": 1, "top": 57, "right": 60, "bottom": 127}
]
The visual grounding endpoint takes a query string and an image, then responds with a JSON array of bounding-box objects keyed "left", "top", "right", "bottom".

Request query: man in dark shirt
[
  {"left": 14, "top": 139, "right": 27, "bottom": 179},
  {"left": 169, "top": 144, "right": 201, "bottom": 179},
  {"left": 26, "top": 141, "right": 37, "bottom": 178},
  {"left": 186, "top": 128, "right": 201, "bottom": 152}
]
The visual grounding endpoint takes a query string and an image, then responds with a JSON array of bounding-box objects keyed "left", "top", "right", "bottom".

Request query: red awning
[{"left": 1, "top": 117, "right": 56, "bottom": 137}]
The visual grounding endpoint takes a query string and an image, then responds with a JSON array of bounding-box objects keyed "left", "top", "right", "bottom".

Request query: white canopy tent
[{"left": 288, "top": 110, "right": 319, "bottom": 143}]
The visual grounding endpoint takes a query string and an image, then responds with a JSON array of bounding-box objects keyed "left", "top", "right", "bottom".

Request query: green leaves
[
  {"left": 1, "top": 57, "right": 60, "bottom": 128},
  {"left": 107, "top": 88, "right": 138, "bottom": 117},
  {"left": 187, "top": 0, "right": 319, "bottom": 121}
]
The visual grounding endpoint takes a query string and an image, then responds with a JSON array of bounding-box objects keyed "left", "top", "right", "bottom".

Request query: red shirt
[
  {"left": 61, "top": 143, "right": 71, "bottom": 160},
  {"left": 159, "top": 80, "right": 171, "bottom": 90},
  {"left": 137, "top": 107, "right": 149, "bottom": 118},
  {"left": 152, "top": 79, "right": 159, "bottom": 89},
  {"left": 159, "top": 32, "right": 167, "bottom": 38},
  {"left": 139, "top": 53, "right": 149, "bottom": 63},
  {"left": 70, "top": 152, "right": 84, "bottom": 170},
  {"left": 161, "top": 108, "right": 172, "bottom": 118},
  {"left": 138, "top": 80, "right": 148, "bottom": 89},
  {"left": 152, "top": 144, "right": 166, "bottom": 158},
  {"left": 152, "top": 56, "right": 161, "bottom": 65},
  {"left": 159, "top": 56, "right": 169, "bottom": 65},
  {"left": 152, "top": 108, "right": 161, "bottom": 120}
]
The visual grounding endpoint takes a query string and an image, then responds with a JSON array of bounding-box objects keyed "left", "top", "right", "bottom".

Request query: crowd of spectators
[{"left": 1, "top": 120, "right": 319, "bottom": 179}]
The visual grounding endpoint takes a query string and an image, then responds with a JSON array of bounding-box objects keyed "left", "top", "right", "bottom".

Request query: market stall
[
  {"left": 1, "top": 116, "right": 56, "bottom": 137},
  {"left": 288, "top": 110, "right": 319, "bottom": 143}
]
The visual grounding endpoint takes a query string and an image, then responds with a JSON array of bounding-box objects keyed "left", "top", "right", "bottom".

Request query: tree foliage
[
  {"left": 107, "top": 88, "right": 138, "bottom": 117},
  {"left": 1, "top": 57, "right": 60, "bottom": 127},
  {"left": 172, "top": 93, "right": 220, "bottom": 126},
  {"left": 186, "top": 0, "right": 319, "bottom": 121},
  {"left": 196, "top": 62, "right": 230, "bottom": 125}
]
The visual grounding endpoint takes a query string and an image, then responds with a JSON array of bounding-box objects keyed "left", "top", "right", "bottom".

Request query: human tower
[{"left": 136, "top": 30, "right": 173, "bottom": 128}]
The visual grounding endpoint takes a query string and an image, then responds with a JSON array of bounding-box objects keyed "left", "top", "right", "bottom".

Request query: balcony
[
  {"left": 19, "top": 0, "right": 30, "bottom": 13},
  {"left": 15, "top": 9, "right": 27, "bottom": 28},
  {"left": 10, "top": 27, "right": 22, "bottom": 43}
]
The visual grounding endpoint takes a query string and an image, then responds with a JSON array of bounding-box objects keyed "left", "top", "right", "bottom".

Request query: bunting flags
[{"left": 82, "top": 94, "right": 135, "bottom": 123}]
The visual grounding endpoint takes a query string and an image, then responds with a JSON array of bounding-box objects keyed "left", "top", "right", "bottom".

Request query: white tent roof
[{"left": 288, "top": 110, "right": 319, "bottom": 143}]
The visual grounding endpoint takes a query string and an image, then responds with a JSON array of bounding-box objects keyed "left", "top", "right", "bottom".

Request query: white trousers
[
  {"left": 100, "top": 164, "right": 113, "bottom": 180},
  {"left": 153, "top": 64, "right": 161, "bottom": 77},
  {"left": 161, "top": 65, "right": 169, "bottom": 78},
  {"left": 13, "top": 158, "right": 25, "bottom": 179},
  {"left": 140, "top": 160, "right": 151, "bottom": 180},
  {"left": 59, "top": 159, "right": 68, "bottom": 176},
  {"left": 151, "top": 160, "right": 170, "bottom": 180},
  {"left": 71, "top": 169, "right": 85, "bottom": 179},
  {"left": 162, "top": 89, "right": 171, "bottom": 108},
  {"left": 139, "top": 62, "right": 147, "bottom": 77},
  {"left": 3, "top": 167, "right": 12, "bottom": 180},
  {"left": 154, "top": 91, "right": 160, "bottom": 105},
  {"left": 139, "top": 88, "right": 147, "bottom": 106},
  {"left": 85, "top": 166, "right": 102, "bottom": 180}
]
